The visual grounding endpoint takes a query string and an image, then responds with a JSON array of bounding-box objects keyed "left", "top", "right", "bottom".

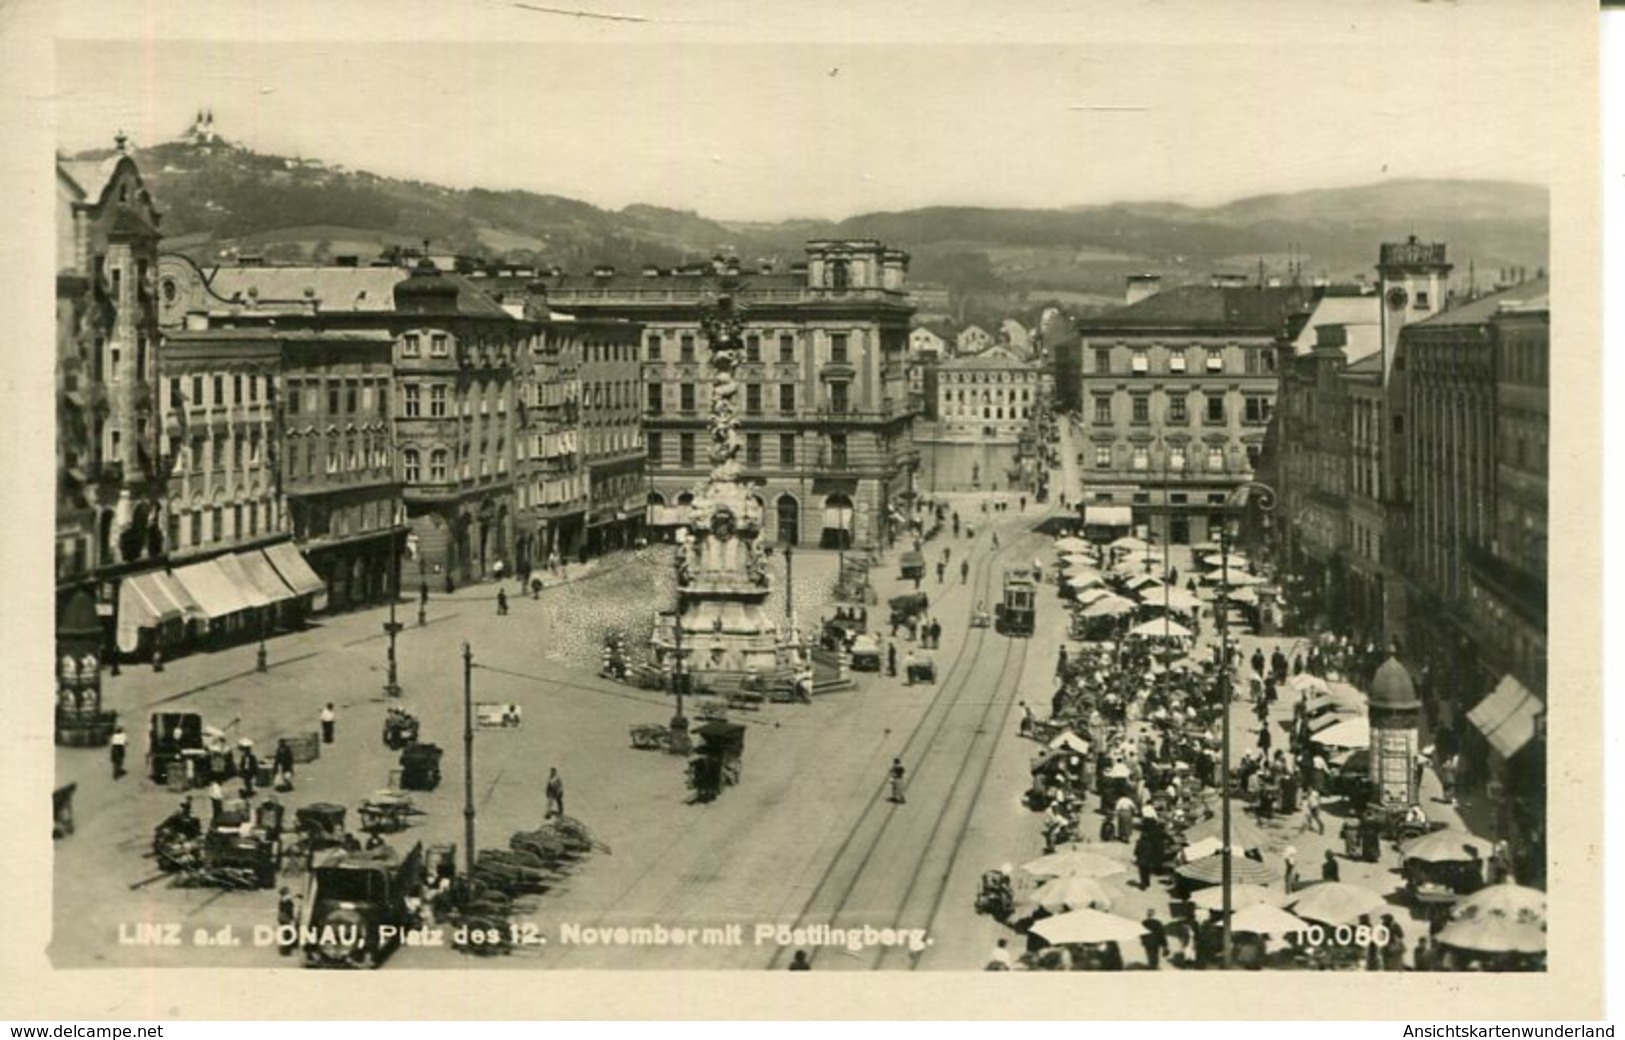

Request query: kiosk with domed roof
[{"left": 1368, "top": 650, "right": 1422, "bottom": 808}]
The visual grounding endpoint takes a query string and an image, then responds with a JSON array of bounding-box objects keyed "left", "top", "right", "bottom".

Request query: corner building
[{"left": 537, "top": 241, "right": 918, "bottom": 549}]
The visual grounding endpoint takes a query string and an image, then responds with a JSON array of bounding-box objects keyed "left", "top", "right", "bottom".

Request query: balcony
[{"left": 820, "top": 359, "right": 856, "bottom": 381}]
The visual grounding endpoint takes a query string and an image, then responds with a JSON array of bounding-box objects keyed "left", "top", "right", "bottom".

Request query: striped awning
[
  {"left": 171, "top": 559, "right": 258, "bottom": 619},
  {"left": 264, "top": 542, "right": 328, "bottom": 609}
]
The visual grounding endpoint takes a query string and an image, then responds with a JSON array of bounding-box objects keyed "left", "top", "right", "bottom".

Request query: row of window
[
  {"left": 401, "top": 332, "right": 451, "bottom": 358},
  {"left": 285, "top": 435, "right": 391, "bottom": 478},
  {"left": 168, "top": 497, "right": 275, "bottom": 551},
  {"left": 943, "top": 405, "right": 1031, "bottom": 421},
  {"left": 285, "top": 377, "right": 387, "bottom": 418},
  {"left": 401, "top": 446, "right": 509, "bottom": 483},
  {"left": 166, "top": 371, "right": 267, "bottom": 411},
  {"left": 940, "top": 373, "right": 1036, "bottom": 385},
  {"left": 646, "top": 331, "right": 848, "bottom": 365},
  {"left": 650, "top": 383, "right": 802, "bottom": 414},
  {"left": 645, "top": 432, "right": 847, "bottom": 468},
  {"left": 186, "top": 430, "right": 265, "bottom": 472},
  {"left": 1091, "top": 444, "right": 1260, "bottom": 472},
  {"left": 1090, "top": 346, "right": 1276, "bottom": 376},
  {"left": 1090, "top": 393, "right": 1272, "bottom": 425},
  {"left": 401, "top": 383, "right": 509, "bottom": 419}
]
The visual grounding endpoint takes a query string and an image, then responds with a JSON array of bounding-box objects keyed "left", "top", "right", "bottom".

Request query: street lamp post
[
  {"left": 256, "top": 609, "right": 269, "bottom": 673},
  {"left": 383, "top": 591, "right": 403, "bottom": 698},
  {"left": 1216, "top": 479, "right": 1275, "bottom": 970},
  {"left": 462, "top": 641, "right": 476, "bottom": 880},
  {"left": 784, "top": 543, "right": 794, "bottom": 623}
]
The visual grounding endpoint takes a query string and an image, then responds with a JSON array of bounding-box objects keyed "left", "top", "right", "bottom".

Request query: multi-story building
[
  {"left": 538, "top": 241, "right": 917, "bottom": 549},
  {"left": 1344, "top": 353, "right": 1387, "bottom": 642},
  {"left": 956, "top": 323, "right": 993, "bottom": 355},
  {"left": 278, "top": 329, "right": 405, "bottom": 609},
  {"left": 1389, "top": 277, "right": 1547, "bottom": 802},
  {"left": 573, "top": 317, "right": 647, "bottom": 555},
  {"left": 933, "top": 345, "right": 1042, "bottom": 441},
  {"left": 56, "top": 138, "right": 167, "bottom": 613},
  {"left": 515, "top": 314, "right": 587, "bottom": 568},
  {"left": 1072, "top": 283, "right": 1309, "bottom": 544}
]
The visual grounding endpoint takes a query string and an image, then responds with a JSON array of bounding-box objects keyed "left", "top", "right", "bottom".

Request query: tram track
[{"left": 765, "top": 527, "right": 1043, "bottom": 970}]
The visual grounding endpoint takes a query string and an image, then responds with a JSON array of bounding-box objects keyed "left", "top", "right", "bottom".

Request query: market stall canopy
[
  {"left": 1230, "top": 903, "right": 1310, "bottom": 937},
  {"left": 1312, "top": 716, "right": 1371, "bottom": 749},
  {"left": 1450, "top": 881, "right": 1546, "bottom": 928},
  {"left": 1082, "top": 595, "right": 1136, "bottom": 618},
  {"left": 1203, "top": 569, "right": 1265, "bottom": 586},
  {"left": 1048, "top": 731, "right": 1091, "bottom": 754},
  {"left": 239, "top": 551, "right": 297, "bottom": 605},
  {"left": 1191, "top": 883, "right": 1280, "bottom": 912},
  {"left": 1109, "top": 536, "right": 1149, "bottom": 552},
  {"left": 1066, "top": 573, "right": 1104, "bottom": 589},
  {"left": 1026, "top": 875, "right": 1123, "bottom": 915},
  {"left": 1074, "top": 587, "right": 1111, "bottom": 606},
  {"left": 1203, "top": 553, "right": 1251, "bottom": 570},
  {"left": 1128, "top": 618, "right": 1192, "bottom": 640},
  {"left": 1287, "top": 673, "right": 1331, "bottom": 696},
  {"left": 1029, "top": 907, "right": 1146, "bottom": 946},
  {"left": 1177, "top": 852, "right": 1279, "bottom": 887},
  {"left": 1326, "top": 681, "right": 1369, "bottom": 712},
  {"left": 1401, "top": 828, "right": 1492, "bottom": 865},
  {"left": 1020, "top": 848, "right": 1127, "bottom": 880},
  {"left": 1467, "top": 675, "right": 1544, "bottom": 759},
  {"left": 1436, "top": 916, "right": 1545, "bottom": 955},
  {"left": 1125, "top": 574, "right": 1162, "bottom": 590},
  {"left": 211, "top": 553, "right": 275, "bottom": 610},
  {"left": 1054, "top": 537, "right": 1091, "bottom": 553},
  {"left": 1286, "top": 881, "right": 1388, "bottom": 926},
  {"left": 1157, "top": 588, "right": 1203, "bottom": 613},
  {"left": 1060, "top": 553, "right": 1097, "bottom": 567},
  {"left": 1227, "top": 586, "right": 1260, "bottom": 604}
]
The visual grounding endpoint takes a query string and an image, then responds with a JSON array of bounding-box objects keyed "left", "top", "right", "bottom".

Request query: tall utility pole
[
  {"left": 462, "top": 641, "right": 475, "bottom": 880},
  {"left": 1218, "top": 524, "right": 1234, "bottom": 971},
  {"left": 784, "top": 544, "right": 794, "bottom": 622},
  {"left": 383, "top": 592, "right": 403, "bottom": 698}
]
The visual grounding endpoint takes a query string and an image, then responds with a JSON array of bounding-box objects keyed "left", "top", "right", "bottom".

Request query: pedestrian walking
[
  {"left": 109, "top": 725, "right": 127, "bottom": 780},
  {"left": 546, "top": 767, "right": 565, "bottom": 819},
  {"left": 208, "top": 779, "right": 224, "bottom": 821},
  {"left": 887, "top": 642, "right": 898, "bottom": 677},
  {"left": 273, "top": 739, "right": 296, "bottom": 792},
  {"left": 930, "top": 619, "right": 942, "bottom": 648},
  {"left": 151, "top": 646, "right": 163, "bottom": 673},
  {"left": 1413, "top": 936, "right": 1434, "bottom": 972},
  {"left": 1019, "top": 496, "right": 1027, "bottom": 512},
  {"left": 1141, "top": 910, "right": 1167, "bottom": 970},
  {"left": 1440, "top": 752, "right": 1459, "bottom": 805},
  {"left": 888, "top": 757, "right": 907, "bottom": 804},
  {"left": 1322, "top": 849, "right": 1341, "bottom": 883},
  {"left": 1283, "top": 846, "right": 1299, "bottom": 894},
  {"left": 991, "top": 532, "right": 1000, "bottom": 550},
  {"left": 444, "top": 573, "right": 455, "bottom": 595},
  {"left": 320, "top": 703, "right": 336, "bottom": 744},
  {"left": 420, "top": 581, "right": 430, "bottom": 607},
  {"left": 951, "top": 512, "right": 960, "bottom": 537},
  {"left": 277, "top": 887, "right": 299, "bottom": 956},
  {"left": 496, "top": 589, "right": 509, "bottom": 615},
  {"left": 913, "top": 573, "right": 922, "bottom": 592},
  {"left": 903, "top": 649, "right": 917, "bottom": 685},
  {"left": 960, "top": 559, "right": 969, "bottom": 585},
  {"left": 1302, "top": 786, "right": 1324, "bottom": 834},
  {"left": 239, "top": 743, "right": 259, "bottom": 797},
  {"left": 936, "top": 561, "right": 945, "bottom": 585}
]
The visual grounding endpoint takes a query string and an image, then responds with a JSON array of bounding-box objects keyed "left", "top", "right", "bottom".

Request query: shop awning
[
  {"left": 1085, "top": 505, "right": 1133, "bottom": 527},
  {"left": 264, "top": 542, "right": 328, "bottom": 606},
  {"left": 213, "top": 554, "right": 275, "bottom": 609},
  {"left": 149, "top": 570, "right": 205, "bottom": 622},
  {"left": 1468, "top": 675, "right": 1544, "bottom": 759},
  {"left": 239, "top": 551, "right": 297, "bottom": 605},
  {"left": 171, "top": 559, "right": 258, "bottom": 620},
  {"left": 121, "top": 571, "right": 185, "bottom": 626}
]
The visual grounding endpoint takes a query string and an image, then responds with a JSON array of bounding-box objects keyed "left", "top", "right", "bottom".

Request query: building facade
[
  {"left": 1073, "top": 284, "right": 1308, "bottom": 545},
  {"left": 539, "top": 241, "right": 918, "bottom": 549},
  {"left": 574, "top": 318, "right": 647, "bottom": 555},
  {"left": 56, "top": 140, "right": 167, "bottom": 613},
  {"left": 933, "top": 346, "right": 1042, "bottom": 442},
  {"left": 956, "top": 324, "right": 992, "bottom": 355}
]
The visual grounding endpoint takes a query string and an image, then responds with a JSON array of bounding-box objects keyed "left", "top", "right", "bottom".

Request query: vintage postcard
[{"left": 0, "top": 0, "right": 1604, "bottom": 1021}]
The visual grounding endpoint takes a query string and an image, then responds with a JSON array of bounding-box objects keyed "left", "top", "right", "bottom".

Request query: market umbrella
[
  {"left": 1190, "top": 883, "right": 1281, "bottom": 912},
  {"left": 1450, "top": 882, "right": 1547, "bottom": 928},
  {"left": 1061, "top": 552, "right": 1097, "bottom": 567},
  {"left": 1129, "top": 618, "right": 1192, "bottom": 640},
  {"left": 1177, "top": 852, "right": 1280, "bottom": 886},
  {"left": 1436, "top": 916, "right": 1546, "bottom": 955},
  {"left": 1326, "top": 681, "right": 1368, "bottom": 712},
  {"left": 1227, "top": 586, "right": 1260, "bottom": 604},
  {"left": 1020, "top": 848, "right": 1128, "bottom": 880},
  {"left": 1287, "top": 673, "right": 1331, "bottom": 696},
  {"left": 1110, "top": 536, "right": 1149, "bottom": 553},
  {"left": 1025, "top": 875, "right": 1124, "bottom": 915},
  {"left": 1158, "top": 587, "right": 1203, "bottom": 612},
  {"left": 1030, "top": 907, "right": 1146, "bottom": 946},
  {"left": 1207, "top": 553, "right": 1251, "bottom": 570},
  {"left": 1055, "top": 536, "right": 1090, "bottom": 552},
  {"left": 1286, "top": 881, "right": 1388, "bottom": 926},
  {"left": 1190, "top": 540, "right": 1222, "bottom": 554},
  {"left": 1082, "top": 595, "right": 1136, "bottom": 618},
  {"left": 1313, "top": 716, "right": 1371, "bottom": 749},
  {"left": 1048, "top": 731, "right": 1091, "bottom": 754},
  {"left": 1204, "top": 569, "right": 1265, "bottom": 586},
  {"left": 1125, "top": 574, "right": 1162, "bottom": 590},
  {"left": 1401, "top": 828, "right": 1491, "bottom": 866},
  {"left": 1230, "top": 903, "right": 1310, "bottom": 937},
  {"left": 1066, "top": 573, "right": 1104, "bottom": 589},
  {"left": 1075, "top": 586, "right": 1111, "bottom": 605}
]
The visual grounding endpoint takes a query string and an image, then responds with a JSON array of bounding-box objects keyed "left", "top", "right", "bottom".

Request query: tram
[{"left": 995, "top": 568, "right": 1036, "bottom": 637}]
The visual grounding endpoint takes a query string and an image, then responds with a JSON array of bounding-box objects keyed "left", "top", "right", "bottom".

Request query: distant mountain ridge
[{"left": 71, "top": 133, "right": 1546, "bottom": 315}]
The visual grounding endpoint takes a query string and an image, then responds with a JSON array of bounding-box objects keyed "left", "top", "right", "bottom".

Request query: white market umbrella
[
  {"left": 1231, "top": 903, "right": 1311, "bottom": 937},
  {"left": 1287, "top": 882, "right": 1388, "bottom": 926},
  {"left": 1191, "top": 883, "right": 1281, "bottom": 912},
  {"left": 1313, "top": 715, "right": 1371, "bottom": 749},
  {"left": 1030, "top": 908, "right": 1147, "bottom": 946},
  {"left": 1026, "top": 875, "right": 1124, "bottom": 915},
  {"left": 1061, "top": 553, "right": 1098, "bottom": 567},
  {"left": 1227, "top": 586, "right": 1260, "bottom": 604},
  {"left": 1020, "top": 848, "right": 1128, "bottom": 880},
  {"left": 1074, "top": 586, "right": 1111, "bottom": 606},
  {"left": 1083, "top": 595, "right": 1136, "bottom": 618},
  {"left": 1066, "top": 573, "right": 1105, "bottom": 589},
  {"left": 1110, "top": 536, "right": 1149, "bottom": 552},
  {"left": 1055, "top": 537, "right": 1090, "bottom": 553},
  {"left": 1129, "top": 618, "right": 1192, "bottom": 640},
  {"left": 1287, "top": 673, "right": 1331, "bottom": 696},
  {"left": 1125, "top": 574, "right": 1162, "bottom": 591},
  {"left": 1048, "top": 731, "right": 1091, "bottom": 754},
  {"left": 1159, "top": 588, "right": 1203, "bottom": 613}
]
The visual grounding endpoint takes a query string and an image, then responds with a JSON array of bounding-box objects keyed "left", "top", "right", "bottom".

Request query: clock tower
[{"left": 1377, "top": 236, "right": 1452, "bottom": 379}]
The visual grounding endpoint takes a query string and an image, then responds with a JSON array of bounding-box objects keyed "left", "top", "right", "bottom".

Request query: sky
[{"left": 49, "top": 1, "right": 1583, "bottom": 223}]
